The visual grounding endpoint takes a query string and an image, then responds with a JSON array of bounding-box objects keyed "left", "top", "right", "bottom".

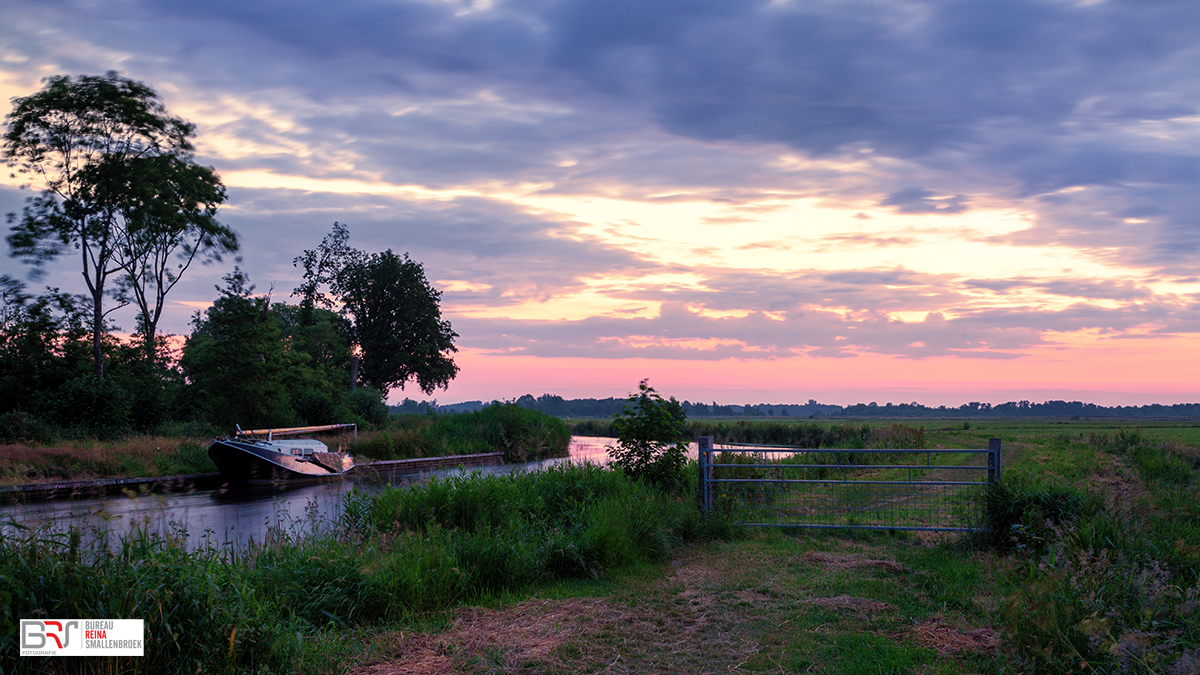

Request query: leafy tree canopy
[
  {"left": 179, "top": 269, "right": 294, "bottom": 430},
  {"left": 3, "top": 71, "right": 235, "bottom": 375},
  {"left": 180, "top": 269, "right": 386, "bottom": 431},
  {"left": 113, "top": 153, "right": 236, "bottom": 359},
  {"left": 295, "top": 222, "right": 459, "bottom": 395},
  {"left": 0, "top": 275, "right": 89, "bottom": 413}
]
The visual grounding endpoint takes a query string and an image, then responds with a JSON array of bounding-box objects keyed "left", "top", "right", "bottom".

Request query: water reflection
[{"left": 0, "top": 436, "right": 633, "bottom": 550}]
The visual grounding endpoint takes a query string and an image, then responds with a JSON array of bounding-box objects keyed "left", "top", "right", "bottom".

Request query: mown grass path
[{"left": 351, "top": 532, "right": 1007, "bottom": 674}]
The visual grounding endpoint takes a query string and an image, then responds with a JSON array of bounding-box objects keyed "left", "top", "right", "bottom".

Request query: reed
[
  {"left": 573, "top": 418, "right": 927, "bottom": 450},
  {"left": 352, "top": 403, "right": 571, "bottom": 462}
]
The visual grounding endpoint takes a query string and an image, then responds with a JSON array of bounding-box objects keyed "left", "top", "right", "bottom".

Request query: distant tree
[
  {"left": 3, "top": 72, "right": 233, "bottom": 376},
  {"left": 535, "top": 394, "right": 568, "bottom": 416},
  {"left": 393, "top": 397, "right": 438, "bottom": 415},
  {"left": 295, "top": 223, "right": 459, "bottom": 395}
]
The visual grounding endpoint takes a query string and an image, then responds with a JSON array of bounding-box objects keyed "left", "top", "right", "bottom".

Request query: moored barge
[{"left": 208, "top": 424, "right": 356, "bottom": 485}]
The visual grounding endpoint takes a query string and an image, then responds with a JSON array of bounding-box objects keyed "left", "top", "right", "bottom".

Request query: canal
[{"left": 1, "top": 437, "right": 690, "bottom": 550}]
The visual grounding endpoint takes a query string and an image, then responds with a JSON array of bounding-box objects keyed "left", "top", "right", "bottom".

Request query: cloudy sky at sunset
[{"left": 3, "top": 0, "right": 1200, "bottom": 406}]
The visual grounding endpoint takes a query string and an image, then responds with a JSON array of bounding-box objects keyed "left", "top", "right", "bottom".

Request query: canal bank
[
  {"left": 0, "top": 451, "right": 507, "bottom": 503},
  {"left": 0, "top": 438, "right": 618, "bottom": 550}
]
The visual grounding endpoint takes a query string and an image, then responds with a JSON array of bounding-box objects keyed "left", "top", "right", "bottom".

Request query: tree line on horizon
[{"left": 403, "top": 393, "right": 1200, "bottom": 420}]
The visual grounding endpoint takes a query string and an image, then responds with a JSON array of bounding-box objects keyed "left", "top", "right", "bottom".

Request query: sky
[{"left": 2, "top": 0, "right": 1200, "bottom": 406}]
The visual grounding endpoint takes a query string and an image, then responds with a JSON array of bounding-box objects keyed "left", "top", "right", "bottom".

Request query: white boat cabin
[{"left": 263, "top": 439, "right": 329, "bottom": 456}]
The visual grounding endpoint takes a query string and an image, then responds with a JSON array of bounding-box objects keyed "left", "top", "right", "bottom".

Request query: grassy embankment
[
  {"left": 0, "top": 404, "right": 569, "bottom": 485},
  {"left": 0, "top": 434, "right": 218, "bottom": 486}
]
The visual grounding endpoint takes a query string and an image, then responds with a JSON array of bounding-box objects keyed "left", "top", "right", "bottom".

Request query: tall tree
[
  {"left": 295, "top": 223, "right": 459, "bottom": 395},
  {"left": 179, "top": 269, "right": 293, "bottom": 429},
  {"left": 113, "top": 154, "right": 237, "bottom": 360},
  {"left": 3, "top": 71, "right": 233, "bottom": 376},
  {"left": 340, "top": 249, "right": 459, "bottom": 394}
]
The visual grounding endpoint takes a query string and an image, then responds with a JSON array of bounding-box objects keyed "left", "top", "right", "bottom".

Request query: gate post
[
  {"left": 698, "top": 436, "right": 713, "bottom": 512},
  {"left": 987, "top": 438, "right": 1002, "bottom": 484}
]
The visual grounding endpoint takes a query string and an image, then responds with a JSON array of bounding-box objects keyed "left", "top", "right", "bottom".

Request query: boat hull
[{"left": 208, "top": 439, "right": 352, "bottom": 485}]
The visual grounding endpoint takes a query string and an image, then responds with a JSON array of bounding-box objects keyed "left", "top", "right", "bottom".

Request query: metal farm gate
[{"left": 697, "top": 437, "right": 1001, "bottom": 532}]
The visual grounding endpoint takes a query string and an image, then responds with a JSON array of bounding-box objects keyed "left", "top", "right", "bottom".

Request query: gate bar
[{"left": 697, "top": 436, "right": 1003, "bottom": 530}]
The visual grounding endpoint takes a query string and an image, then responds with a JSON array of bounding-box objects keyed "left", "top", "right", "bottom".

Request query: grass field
[{"left": 346, "top": 531, "right": 1007, "bottom": 675}]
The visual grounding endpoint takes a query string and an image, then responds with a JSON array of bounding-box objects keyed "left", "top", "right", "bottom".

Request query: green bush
[
  {"left": 609, "top": 380, "right": 688, "bottom": 492},
  {"left": 347, "top": 387, "right": 389, "bottom": 426},
  {"left": 975, "top": 480, "right": 1091, "bottom": 552},
  {"left": 477, "top": 402, "right": 570, "bottom": 462},
  {"left": 50, "top": 374, "right": 134, "bottom": 439},
  {"left": 291, "top": 387, "right": 341, "bottom": 426},
  {"left": 0, "top": 410, "right": 53, "bottom": 444}
]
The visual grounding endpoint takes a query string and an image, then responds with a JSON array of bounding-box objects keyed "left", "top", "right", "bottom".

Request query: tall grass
[
  {"left": 0, "top": 526, "right": 308, "bottom": 674},
  {"left": 0, "top": 463, "right": 728, "bottom": 674},
  {"left": 994, "top": 432, "right": 1200, "bottom": 673},
  {"left": 974, "top": 479, "right": 1094, "bottom": 552},
  {"left": 0, "top": 438, "right": 217, "bottom": 485},
  {"left": 365, "top": 463, "right": 713, "bottom": 579},
  {"left": 353, "top": 403, "right": 570, "bottom": 463}
]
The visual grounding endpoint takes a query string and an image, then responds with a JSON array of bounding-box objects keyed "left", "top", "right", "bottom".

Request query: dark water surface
[{"left": 0, "top": 437, "right": 646, "bottom": 550}]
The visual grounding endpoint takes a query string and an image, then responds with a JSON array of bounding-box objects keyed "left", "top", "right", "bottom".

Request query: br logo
[{"left": 21, "top": 621, "right": 79, "bottom": 650}]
